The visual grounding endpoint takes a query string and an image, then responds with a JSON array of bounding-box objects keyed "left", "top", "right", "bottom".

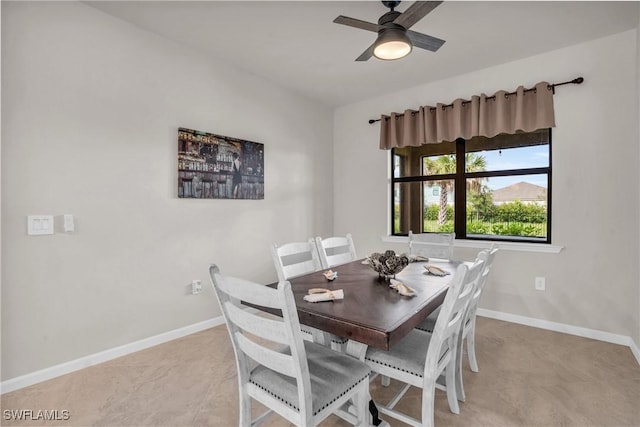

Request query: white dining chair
[
  {"left": 270, "top": 240, "right": 349, "bottom": 352},
  {"left": 209, "top": 265, "right": 371, "bottom": 427},
  {"left": 465, "top": 245, "right": 498, "bottom": 373},
  {"left": 271, "top": 240, "right": 323, "bottom": 283},
  {"left": 408, "top": 231, "right": 455, "bottom": 261},
  {"left": 315, "top": 234, "right": 358, "bottom": 269},
  {"left": 364, "top": 258, "right": 484, "bottom": 427},
  {"left": 415, "top": 245, "right": 498, "bottom": 402}
]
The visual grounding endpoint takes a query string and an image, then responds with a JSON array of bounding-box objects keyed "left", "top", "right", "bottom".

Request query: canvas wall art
[{"left": 178, "top": 127, "right": 264, "bottom": 199}]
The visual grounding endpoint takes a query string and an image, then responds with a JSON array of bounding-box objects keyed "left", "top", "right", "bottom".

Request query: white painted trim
[
  {"left": 477, "top": 308, "right": 640, "bottom": 365},
  {"left": 630, "top": 339, "right": 640, "bottom": 365},
  {"left": 3, "top": 310, "right": 638, "bottom": 395},
  {"left": 454, "top": 239, "right": 564, "bottom": 253},
  {"left": 1, "top": 317, "right": 225, "bottom": 395},
  {"left": 381, "top": 235, "right": 564, "bottom": 253}
]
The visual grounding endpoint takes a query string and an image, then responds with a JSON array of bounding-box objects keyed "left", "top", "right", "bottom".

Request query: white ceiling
[{"left": 85, "top": 1, "right": 639, "bottom": 107}]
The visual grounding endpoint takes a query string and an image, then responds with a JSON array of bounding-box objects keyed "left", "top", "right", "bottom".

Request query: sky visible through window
[
  {"left": 394, "top": 144, "right": 549, "bottom": 192},
  {"left": 477, "top": 145, "right": 548, "bottom": 190}
]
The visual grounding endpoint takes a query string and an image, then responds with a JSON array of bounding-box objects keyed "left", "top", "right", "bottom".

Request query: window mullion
[{"left": 454, "top": 138, "right": 466, "bottom": 239}]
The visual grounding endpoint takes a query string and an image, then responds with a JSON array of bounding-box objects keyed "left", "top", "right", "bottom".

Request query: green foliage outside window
[
  {"left": 422, "top": 200, "right": 547, "bottom": 237},
  {"left": 424, "top": 204, "right": 453, "bottom": 221},
  {"left": 493, "top": 200, "right": 546, "bottom": 223}
]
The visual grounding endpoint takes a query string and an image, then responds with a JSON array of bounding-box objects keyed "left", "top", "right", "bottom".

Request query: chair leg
[
  {"left": 421, "top": 378, "right": 436, "bottom": 427},
  {"left": 238, "top": 388, "right": 252, "bottom": 427},
  {"left": 381, "top": 375, "right": 390, "bottom": 387},
  {"left": 468, "top": 321, "right": 479, "bottom": 372},
  {"left": 355, "top": 383, "right": 369, "bottom": 426},
  {"left": 455, "top": 333, "right": 466, "bottom": 402},
  {"left": 445, "top": 358, "right": 460, "bottom": 415}
]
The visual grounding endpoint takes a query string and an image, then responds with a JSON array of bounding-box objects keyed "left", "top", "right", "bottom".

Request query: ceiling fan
[{"left": 333, "top": 1, "right": 445, "bottom": 61}]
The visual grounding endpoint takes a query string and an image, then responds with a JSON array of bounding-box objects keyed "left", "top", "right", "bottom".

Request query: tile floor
[{"left": 2, "top": 317, "right": 639, "bottom": 426}]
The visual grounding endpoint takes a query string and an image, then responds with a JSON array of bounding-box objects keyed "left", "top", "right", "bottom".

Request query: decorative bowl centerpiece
[{"left": 366, "top": 250, "right": 409, "bottom": 279}]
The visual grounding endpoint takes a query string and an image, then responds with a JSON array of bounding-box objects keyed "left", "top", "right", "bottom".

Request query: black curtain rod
[{"left": 368, "top": 76, "right": 584, "bottom": 124}]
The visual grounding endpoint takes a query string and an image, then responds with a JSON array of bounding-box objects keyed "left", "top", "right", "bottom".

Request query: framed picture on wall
[{"left": 177, "top": 127, "right": 264, "bottom": 199}]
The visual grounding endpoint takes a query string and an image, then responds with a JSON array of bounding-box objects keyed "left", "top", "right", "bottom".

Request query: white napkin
[
  {"left": 424, "top": 265, "right": 450, "bottom": 276},
  {"left": 323, "top": 270, "right": 338, "bottom": 281},
  {"left": 303, "top": 289, "right": 344, "bottom": 303},
  {"left": 389, "top": 279, "right": 416, "bottom": 297}
]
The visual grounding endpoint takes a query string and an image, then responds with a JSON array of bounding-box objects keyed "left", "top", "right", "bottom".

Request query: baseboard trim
[
  {"left": 3, "top": 310, "right": 639, "bottom": 394},
  {"left": 1, "top": 317, "right": 225, "bottom": 395},
  {"left": 477, "top": 308, "right": 640, "bottom": 365},
  {"left": 629, "top": 338, "right": 640, "bottom": 365}
]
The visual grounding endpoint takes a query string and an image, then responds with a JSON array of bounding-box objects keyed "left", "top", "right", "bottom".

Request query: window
[{"left": 391, "top": 129, "right": 551, "bottom": 243}]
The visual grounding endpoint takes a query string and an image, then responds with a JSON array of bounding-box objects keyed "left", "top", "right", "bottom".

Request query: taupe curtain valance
[{"left": 379, "top": 81, "right": 555, "bottom": 149}]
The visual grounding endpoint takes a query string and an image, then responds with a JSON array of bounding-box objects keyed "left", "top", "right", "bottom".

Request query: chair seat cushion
[
  {"left": 365, "top": 329, "right": 433, "bottom": 378},
  {"left": 250, "top": 341, "right": 370, "bottom": 415},
  {"left": 331, "top": 336, "right": 349, "bottom": 344},
  {"left": 415, "top": 307, "right": 440, "bottom": 333},
  {"left": 300, "top": 325, "right": 315, "bottom": 336}
]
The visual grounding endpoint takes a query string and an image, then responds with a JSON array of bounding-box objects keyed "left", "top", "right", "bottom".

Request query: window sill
[{"left": 381, "top": 236, "right": 564, "bottom": 254}]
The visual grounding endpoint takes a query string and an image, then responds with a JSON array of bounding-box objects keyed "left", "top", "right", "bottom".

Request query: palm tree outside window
[{"left": 391, "top": 128, "right": 551, "bottom": 243}]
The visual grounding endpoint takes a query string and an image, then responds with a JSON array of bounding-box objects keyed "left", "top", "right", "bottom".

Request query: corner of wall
[
  {"left": 636, "top": 7, "right": 640, "bottom": 349},
  {"left": 1, "top": 0, "right": 4, "bottom": 374}
]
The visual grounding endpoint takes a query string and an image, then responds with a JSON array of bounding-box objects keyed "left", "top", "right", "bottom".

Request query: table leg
[
  {"left": 345, "top": 341, "right": 389, "bottom": 427},
  {"left": 369, "top": 400, "right": 386, "bottom": 426}
]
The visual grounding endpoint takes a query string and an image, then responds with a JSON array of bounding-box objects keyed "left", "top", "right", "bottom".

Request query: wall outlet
[
  {"left": 191, "top": 280, "right": 203, "bottom": 295},
  {"left": 535, "top": 276, "right": 546, "bottom": 291}
]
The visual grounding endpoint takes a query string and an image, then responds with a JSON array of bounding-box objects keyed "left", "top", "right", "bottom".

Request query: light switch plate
[{"left": 27, "top": 215, "right": 54, "bottom": 235}]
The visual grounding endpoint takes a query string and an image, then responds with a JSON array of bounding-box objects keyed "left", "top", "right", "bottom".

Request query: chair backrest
[
  {"left": 477, "top": 245, "right": 498, "bottom": 295},
  {"left": 423, "top": 257, "right": 484, "bottom": 376},
  {"left": 315, "top": 234, "right": 357, "bottom": 269},
  {"left": 463, "top": 245, "right": 499, "bottom": 333},
  {"left": 271, "top": 239, "right": 322, "bottom": 281},
  {"left": 209, "top": 265, "right": 313, "bottom": 422},
  {"left": 408, "top": 231, "right": 455, "bottom": 260}
]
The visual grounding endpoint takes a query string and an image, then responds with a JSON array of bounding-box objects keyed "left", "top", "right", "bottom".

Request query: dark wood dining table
[
  {"left": 260, "top": 258, "right": 461, "bottom": 427},
  {"left": 264, "top": 258, "right": 460, "bottom": 357}
]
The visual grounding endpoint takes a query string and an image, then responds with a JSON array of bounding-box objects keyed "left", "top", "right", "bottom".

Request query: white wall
[
  {"left": 334, "top": 29, "right": 639, "bottom": 340},
  {"left": 0, "top": 2, "right": 3, "bottom": 380},
  {"left": 1, "top": 1, "right": 333, "bottom": 380},
  {"left": 636, "top": 5, "right": 640, "bottom": 348}
]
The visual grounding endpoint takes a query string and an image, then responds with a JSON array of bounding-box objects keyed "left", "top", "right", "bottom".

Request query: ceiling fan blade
[
  {"left": 333, "top": 15, "right": 379, "bottom": 33},
  {"left": 407, "top": 30, "right": 446, "bottom": 52},
  {"left": 355, "top": 44, "right": 375, "bottom": 62},
  {"left": 394, "top": 1, "right": 443, "bottom": 29}
]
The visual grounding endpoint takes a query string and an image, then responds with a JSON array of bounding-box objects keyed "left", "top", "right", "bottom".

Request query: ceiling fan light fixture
[{"left": 373, "top": 28, "right": 412, "bottom": 60}]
